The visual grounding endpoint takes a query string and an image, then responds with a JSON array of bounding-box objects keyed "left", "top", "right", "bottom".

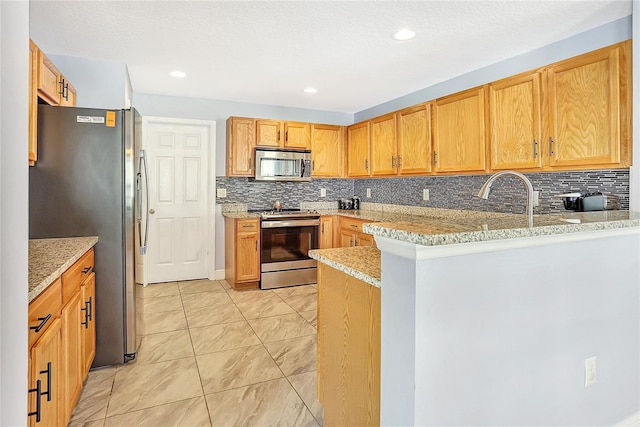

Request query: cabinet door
[
  {"left": 347, "top": 122, "right": 370, "bottom": 177},
  {"left": 311, "top": 124, "right": 343, "bottom": 177},
  {"left": 81, "top": 273, "right": 96, "bottom": 377},
  {"left": 256, "top": 119, "right": 282, "bottom": 147},
  {"left": 356, "top": 232, "right": 376, "bottom": 247},
  {"left": 29, "top": 40, "right": 38, "bottom": 165},
  {"left": 29, "top": 317, "right": 61, "bottom": 427},
  {"left": 284, "top": 121, "right": 310, "bottom": 149},
  {"left": 489, "top": 72, "right": 542, "bottom": 170},
  {"left": 61, "top": 292, "right": 82, "bottom": 424},
  {"left": 397, "top": 103, "right": 432, "bottom": 175},
  {"left": 433, "top": 87, "right": 486, "bottom": 173},
  {"left": 320, "top": 216, "right": 334, "bottom": 249},
  {"left": 370, "top": 114, "right": 397, "bottom": 176},
  {"left": 236, "top": 221, "right": 260, "bottom": 282},
  {"left": 37, "top": 51, "right": 61, "bottom": 106},
  {"left": 547, "top": 45, "right": 622, "bottom": 167},
  {"left": 226, "top": 117, "right": 255, "bottom": 177},
  {"left": 339, "top": 229, "right": 355, "bottom": 248}
]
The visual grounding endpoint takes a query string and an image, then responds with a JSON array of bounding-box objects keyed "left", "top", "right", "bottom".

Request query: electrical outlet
[
  {"left": 533, "top": 190, "right": 540, "bottom": 207},
  {"left": 366, "top": 188, "right": 371, "bottom": 198},
  {"left": 216, "top": 188, "right": 227, "bottom": 198},
  {"left": 423, "top": 189, "right": 429, "bottom": 201},
  {"left": 585, "top": 356, "right": 597, "bottom": 388},
  {"left": 320, "top": 188, "right": 326, "bottom": 197}
]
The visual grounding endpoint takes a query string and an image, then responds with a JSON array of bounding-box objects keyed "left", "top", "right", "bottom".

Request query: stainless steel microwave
[{"left": 254, "top": 148, "right": 312, "bottom": 181}]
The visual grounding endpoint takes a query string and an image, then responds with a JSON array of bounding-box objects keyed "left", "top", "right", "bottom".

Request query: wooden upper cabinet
[
  {"left": 433, "top": 87, "right": 486, "bottom": 173},
  {"left": 256, "top": 120, "right": 311, "bottom": 149},
  {"left": 489, "top": 72, "right": 542, "bottom": 170},
  {"left": 283, "top": 121, "right": 311, "bottom": 149},
  {"left": 546, "top": 43, "right": 625, "bottom": 168},
  {"left": 226, "top": 117, "right": 255, "bottom": 177},
  {"left": 29, "top": 40, "right": 38, "bottom": 166},
  {"left": 370, "top": 113, "right": 397, "bottom": 176},
  {"left": 37, "top": 50, "right": 62, "bottom": 106},
  {"left": 397, "top": 103, "right": 432, "bottom": 175},
  {"left": 347, "top": 121, "right": 370, "bottom": 177},
  {"left": 311, "top": 124, "right": 343, "bottom": 177},
  {"left": 256, "top": 119, "right": 282, "bottom": 147}
]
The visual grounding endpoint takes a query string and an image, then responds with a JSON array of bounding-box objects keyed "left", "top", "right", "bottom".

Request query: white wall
[
  {"left": 406, "top": 233, "right": 639, "bottom": 425},
  {"left": 0, "top": 1, "right": 29, "bottom": 425}
]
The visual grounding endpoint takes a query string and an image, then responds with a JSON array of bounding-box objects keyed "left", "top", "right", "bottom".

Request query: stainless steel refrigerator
[{"left": 29, "top": 105, "right": 145, "bottom": 367}]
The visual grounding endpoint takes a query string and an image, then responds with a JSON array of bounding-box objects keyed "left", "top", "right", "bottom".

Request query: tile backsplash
[{"left": 216, "top": 169, "right": 629, "bottom": 214}]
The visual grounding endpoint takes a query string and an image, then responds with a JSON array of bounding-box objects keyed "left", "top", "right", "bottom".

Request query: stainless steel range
[{"left": 259, "top": 209, "right": 320, "bottom": 289}]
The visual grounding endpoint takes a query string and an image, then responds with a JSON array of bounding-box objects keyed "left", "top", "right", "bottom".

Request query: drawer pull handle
[
  {"left": 40, "top": 362, "right": 52, "bottom": 402},
  {"left": 28, "top": 379, "right": 42, "bottom": 422},
  {"left": 30, "top": 314, "right": 51, "bottom": 333},
  {"left": 88, "top": 296, "right": 93, "bottom": 322},
  {"left": 82, "top": 266, "right": 92, "bottom": 274}
]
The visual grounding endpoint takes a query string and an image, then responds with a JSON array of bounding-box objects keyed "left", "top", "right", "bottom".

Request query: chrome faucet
[{"left": 477, "top": 170, "right": 535, "bottom": 227}]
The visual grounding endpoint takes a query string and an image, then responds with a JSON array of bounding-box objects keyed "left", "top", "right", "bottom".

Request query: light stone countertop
[
  {"left": 221, "top": 211, "right": 261, "bottom": 219},
  {"left": 362, "top": 210, "right": 640, "bottom": 246},
  {"left": 29, "top": 236, "right": 98, "bottom": 303},
  {"left": 309, "top": 246, "right": 381, "bottom": 288}
]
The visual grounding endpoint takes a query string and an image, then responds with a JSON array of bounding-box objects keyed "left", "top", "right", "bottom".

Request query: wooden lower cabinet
[
  {"left": 225, "top": 217, "right": 261, "bottom": 290},
  {"left": 61, "top": 292, "right": 83, "bottom": 423},
  {"left": 319, "top": 216, "right": 335, "bottom": 249},
  {"left": 317, "top": 263, "right": 380, "bottom": 426},
  {"left": 81, "top": 274, "right": 96, "bottom": 377},
  {"left": 338, "top": 217, "right": 376, "bottom": 248},
  {"left": 29, "top": 317, "right": 62, "bottom": 427}
]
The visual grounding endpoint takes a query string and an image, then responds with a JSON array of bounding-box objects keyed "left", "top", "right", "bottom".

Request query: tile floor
[{"left": 67, "top": 279, "right": 323, "bottom": 427}]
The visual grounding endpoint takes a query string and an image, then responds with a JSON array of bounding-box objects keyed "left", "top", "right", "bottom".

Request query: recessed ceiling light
[
  {"left": 304, "top": 87, "right": 317, "bottom": 94},
  {"left": 392, "top": 29, "right": 416, "bottom": 41},
  {"left": 169, "top": 70, "right": 187, "bottom": 78}
]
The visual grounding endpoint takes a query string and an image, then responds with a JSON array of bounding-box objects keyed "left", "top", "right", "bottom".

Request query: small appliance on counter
[
  {"left": 339, "top": 197, "right": 360, "bottom": 210},
  {"left": 352, "top": 196, "right": 360, "bottom": 210},
  {"left": 559, "top": 192, "right": 619, "bottom": 212}
]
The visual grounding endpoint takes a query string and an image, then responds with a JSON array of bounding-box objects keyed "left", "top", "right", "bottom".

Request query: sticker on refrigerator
[
  {"left": 106, "top": 111, "right": 116, "bottom": 127},
  {"left": 76, "top": 115, "right": 105, "bottom": 124}
]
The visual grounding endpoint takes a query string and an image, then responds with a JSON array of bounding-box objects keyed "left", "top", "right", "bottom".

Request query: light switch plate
[
  {"left": 423, "top": 189, "right": 429, "bottom": 201},
  {"left": 216, "top": 188, "right": 227, "bottom": 198},
  {"left": 533, "top": 190, "right": 540, "bottom": 207},
  {"left": 366, "top": 188, "right": 371, "bottom": 198},
  {"left": 585, "top": 356, "right": 597, "bottom": 387},
  {"left": 320, "top": 188, "right": 326, "bottom": 197}
]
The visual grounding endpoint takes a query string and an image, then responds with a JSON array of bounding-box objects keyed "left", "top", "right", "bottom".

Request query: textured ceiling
[{"left": 30, "top": 1, "right": 631, "bottom": 113}]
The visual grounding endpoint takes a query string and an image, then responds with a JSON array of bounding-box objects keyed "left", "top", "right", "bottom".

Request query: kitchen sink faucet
[{"left": 477, "top": 170, "right": 535, "bottom": 228}]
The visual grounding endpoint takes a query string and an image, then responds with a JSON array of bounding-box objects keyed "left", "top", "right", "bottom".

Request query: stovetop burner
[{"left": 252, "top": 208, "right": 320, "bottom": 219}]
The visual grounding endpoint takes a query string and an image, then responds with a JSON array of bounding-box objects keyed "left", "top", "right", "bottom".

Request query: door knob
[{"left": 149, "top": 209, "right": 155, "bottom": 214}]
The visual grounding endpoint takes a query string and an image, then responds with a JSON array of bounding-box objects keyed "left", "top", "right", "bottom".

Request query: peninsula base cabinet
[
  {"left": 225, "top": 217, "right": 261, "bottom": 290},
  {"left": 338, "top": 217, "right": 377, "bottom": 248},
  {"left": 28, "top": 248, "right": 96, "bottom": 427},
  {"left": 317, "top": 263, "right": 381, "bottom": 427}
]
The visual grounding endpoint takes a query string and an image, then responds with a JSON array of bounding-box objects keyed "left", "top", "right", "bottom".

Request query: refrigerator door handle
[{"left": 137, "top": 149, "right": 150, "bottom": 255}]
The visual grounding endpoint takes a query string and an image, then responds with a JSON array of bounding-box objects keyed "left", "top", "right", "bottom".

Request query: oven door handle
[{"left": 261, "top": 219, "right": 320, "bottom": 228}]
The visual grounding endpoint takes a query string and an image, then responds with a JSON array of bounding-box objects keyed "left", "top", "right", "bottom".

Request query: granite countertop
[
  {"left": 309, "top": 246, "right": 381, "bottom": 288},
  {"left": 222, "top": 211, "right": 261, "bottom": 219},
  {"left": 363, "top": 210, "right": 640, "bottom": 246},
  {"left": 29, "top": 236, "right": 99, "bottom": 303}
]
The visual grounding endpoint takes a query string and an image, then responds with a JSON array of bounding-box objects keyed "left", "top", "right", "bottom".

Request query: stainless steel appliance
[
  {"left": 29, "top": 105, "right": 143, "bottom": 367},
  {"left": 559, "top": 192, "right": 620, "bottom": 211},
  {"left": 254, "top": 148, "right": 312, "bottom": 181},
  {"left": 260, "top": 209, "right": 320, "bottom": 289}
]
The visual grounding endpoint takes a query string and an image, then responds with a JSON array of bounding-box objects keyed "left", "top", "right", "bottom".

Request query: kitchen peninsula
[{"left": 309, "top": 209, "right": 640, "bottom": 426}]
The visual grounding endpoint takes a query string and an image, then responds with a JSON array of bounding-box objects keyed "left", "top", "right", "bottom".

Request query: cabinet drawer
[
  {"left": 61, "top": 249, "right": 94, "bottom": 304},
  {"left": 340, "top": 217, "right": 366, "bottom": 233},
  {"left": 236, "top": 219, "right": 259, "bottom": 233},
  {"left": 28, "top": 278, "right": 62, "bottom": 348}
]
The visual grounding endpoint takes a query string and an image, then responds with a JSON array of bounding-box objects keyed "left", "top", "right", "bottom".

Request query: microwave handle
[{"left": 301, "top": 158, "right": 306, "bottom": 177}]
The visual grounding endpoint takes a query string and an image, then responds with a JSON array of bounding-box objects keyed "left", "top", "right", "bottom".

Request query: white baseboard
[
  {"left": 614, "top": 411, "right": 640, "bottom": 427},
  {"left": 214, "top": 269, "right": 225, "bottom": 280}
]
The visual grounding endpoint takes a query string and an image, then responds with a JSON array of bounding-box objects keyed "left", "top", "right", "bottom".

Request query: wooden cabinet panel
[
  {"left": 29, "top": 40, "right": 38, "bottom": 165},
  {"left": 317, "top": 264, "right": 380, "bottom": 427},
  {"left": 226, "top": 117, "right": 255, "bottom": 177},
  {"left": 225, "top": 218, "right": 260, "bottom": 289},
  {"left": 347, "top": 122, "right": 370, "bottom": 177},
  {"left": 61, "top": 292, "right": 82, "bottom": 424},
  {"left": 37, "top": 51, "right": 61, "bottom": 106},
  {"left": 283, "top": 121, "right": 310, "bottom": 149},
  {"left": 81, "top": 274, "right": 96, "bottom": 377},
  {"left": 356, "top": 233, "right": 375, "bottom": 247},
  {"left": 370, "top": 114, "right": 397, "bottom": 176},
  {"left": 320, "top": 216, "right": 335, "bottom": 249},
  {"left": 433, "top": 87, "right": 486, "bottom": 173},
  {"left": 489, "top": 72, "right": 542, "bottom": 170},
  {"left": 256, "top": 119, "right": 282, "bottom": 147},
  {"left": 28, "top": 279, "right": 62, "bottom": 349},
  {"left": 397, "top": 103, "right": 432, "bottom": 175},
  {"left": 61, "top": 248, "right": 94, "bottom": 305},
  {"left": 340, "top": 229, "right": 354, "bottom": 247},
  {"left": 236, "top": 230, "right": 259, "bottom": 282},
  {"left": 311, "top": 124, "right": 343, "bottom": 177},
  {"left": 547, "top": 44, "right": 622, "bottom": 167},
  {"left": 29, "top": 317, "right": 62, "bottom": 427}
]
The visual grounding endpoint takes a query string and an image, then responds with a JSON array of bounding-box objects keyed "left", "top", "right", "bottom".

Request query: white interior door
[{"left": 142, "top": 117, "right": 214, "bottom": 284}]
